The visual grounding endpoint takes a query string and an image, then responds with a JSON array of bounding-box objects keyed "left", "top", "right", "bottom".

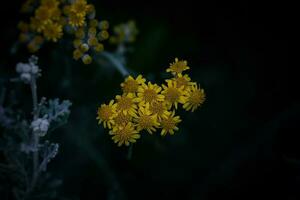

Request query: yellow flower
[
  {"left": 88, "top": 36, "right": 98, "bottom": 46},
  {"left": 121, "top": 75, "right": 146, "bottom": 94},
  {"left": 70, "top": 0, "right": 88, "bottom": 14},
  {"left": 89, "top": 19, "right": 98, "bottom": 27},
  {"left": 75, "top": 28, "right": 85, "bottom": 38},
  {"left": 18, "top": 21, "right": 29, "bottom": 32},
  {"left": 161, "top": 80, "right": 187, "bottom": 109},
  {"left": 35, "top": 6, "right": 52, "bottom": 24},
  {"left": 82, "top": 54, "right": 92, "bottom": 64},
  {"left": 73, "top": 49, "right": 83, "bottom": 60},
  {"left": 166, "top": 58, "right": 189, "bottom": 75},
  {"left": 160, "top": 111, "right": 181, "bottom": 136},
  {"left": 149, "top": 101, "right": 170, "bottom": 119},
  {"left": 99, "top": 20, "right": 109, "bottom": 30},
  {"left": 98, "top": 30, "right": 109, "bottom": 41},
  {"left": 96, "top": 100, "right": 116, "bottom": 129},
  {"left": 109, "top": 122, "right": 140, "bottom": 147},
  {"left": 113, "top": 112, "right": 132, "bottom": 127},
  {"left": 115, "top": 93, "right": 138, "bottom": 117},
  {"left": 68, "top": 11, "right": 85, "bottom": 27},
  {"left": 136, "top": 82, "right": 164, "bottom": 106},
  {"left": 41, "top": 0, "right": 60, "bottom": 10},
  {"left": 43, "top": 22, "right": 63, "bottom": 42},
  {"left": 135, "top": 105, "right": 160, "bottom": 134},
  {"left": 73, "top": 39, "right": 82, "bottom": 48},
  {"left": 183, "top": 84, "right": 205, "bottom": 112},
  {"left": 172, "top": 74, "right": 192, "bottom": 89},
  {"left": 88, "top": 27, "right": 97, "bottom": 37},
  {"left": 94, "top": 43, "right": 104, "bottom": 52}
]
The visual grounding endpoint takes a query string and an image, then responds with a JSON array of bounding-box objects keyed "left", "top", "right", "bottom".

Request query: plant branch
[{"left": 100, "top": 51, "right": 129, "bottom": 77}]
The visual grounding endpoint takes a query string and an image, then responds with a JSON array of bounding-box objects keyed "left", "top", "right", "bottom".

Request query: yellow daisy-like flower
[
  {"left": 68, "top": 11, "right": 85, "bottom": 27},
  {"left": 113, "top": 112, "right": 132, "bottom": 127},
  {"left": 35, "top": 6, "right": 52, "bottom": 25},
  {"left": 70, "top": 0, "right": 88, "bottom": 15},
  {"left": 42, "top": 22, "right": 63, "bottom": 42},
  {"left": 109, "top": 122, "right": 140, "bottom": 147},
  {"left": 172, "top": 74, "right": 193, "bottom": 89},
  {"left": 96, "top": 100, "right": 117, "bottom": 129},
  {"left": 149, "top": 101, "right": 170, "bottom": 119},
  {"left": 161, "top": 80, "right": 187, "bottom": 109},
  {"left": 136, "top": 82, "right": 164, "bottom": 106},
  {"left": 166, "top": 58, "right": 190, "bottom": 75},
  {"left": 160, "top": 111, "right": 181, "bottom": 136},
  {"left": 41, "top": 0, "right": 60, "bottom": 10},
  {"left": 135, "top": 105, "right": 160, "bottom": 134},
  {"left": 121, "top": 75, "right": 146, "bottom": 94},
  {"left": 115, "top": 93, "right": 138, "bottom": 117},
  {"left": 183, "top": 84, "right": 206, "bottom": 112}
]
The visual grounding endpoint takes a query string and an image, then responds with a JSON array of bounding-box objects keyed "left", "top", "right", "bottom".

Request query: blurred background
[{"left": 0, "top": 0, "right": 298, "bottom": 199}]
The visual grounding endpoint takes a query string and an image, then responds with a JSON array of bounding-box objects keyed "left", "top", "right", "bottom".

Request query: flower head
[
  {"left": 96, "top": 100, "right": 116, "bottom": 129},
  {"left": 121, "top": 75, "right": 146, "bottom": 94},
  {"left": 161, "top": 80, "right": 187, "bottom": 109},
  {"left": 113, "top": 112, "right": 132, "bottom": 127},
  {"left": 160, "top": 111, "right": 181, "bottom": 136},
  {"left": 109, "top": 122, "right": 140, "bottom": 147},
  {"left": 172, "top": 73, "right": 192, "bottom": 89},
  {"left": 149, "top": 101, "right": 170, "bottom": 119},
  {"left": 43, "top": 22, "right": 63, "bottom": 42},
  {"left": 134, "top": 105, "right": 160, "bottom": 134},
  {"left": 136, "top": 82, "right": 164, "bottom": 106},
  {"left": 115, "top": 93, "right": 138, "bottom": 117},
  {"left": 166, "top": 58, "right": 189, "bottom": 75},
  {"left": 183, "top": 84, "right": 206, "bottom": 112}
]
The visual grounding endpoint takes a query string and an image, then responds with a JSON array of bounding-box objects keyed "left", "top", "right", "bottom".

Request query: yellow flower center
[
  {"left": 189, "top": 90, "right": 205, "bottom": 105},
  {"left": 165, "top": 88, "right": 180, "bottom": 103},
  {"left": 149, "top": 102, "right": 165, "bottom": 116},
  {"left": 114, "top": 113, "right": 131, "bottom": 125},
  {"left": 175, "top": 77, "right": 189, "bottom": 88},
  {"left": 171, "top": 61, "right": 187, "bottom": 73},
  {"left": 117, "top": 96, "right": 133, "bottom": 110},
  {"left": 98, "top": 106, "right": 113, "bottom": 121},
  {"left": 137, "top": 115, "right": 153, "bottom": 129},
  {"left": 123, "top": 80, "right": 139, "bottom": 93},
  {"left": 143, "top": 89, "right": 157, "bottom": 103},
  {"left": 161, "top": 117, "right": 176, "bottom": 131}
]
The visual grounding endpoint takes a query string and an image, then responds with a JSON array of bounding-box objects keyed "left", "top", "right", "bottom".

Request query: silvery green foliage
[
  {"left": 15, "top": 55, "right": 40, "bottom": 83},
  {"left": 0, "top": 56, "right": 72, "bottom": 200},
  {"left": 40, "top": 98, "right": 72, "bottom": 133}
]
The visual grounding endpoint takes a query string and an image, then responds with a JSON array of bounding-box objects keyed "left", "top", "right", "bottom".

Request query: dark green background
[{"left": 0, "top": 0, "right": 298, "bottom": 199}]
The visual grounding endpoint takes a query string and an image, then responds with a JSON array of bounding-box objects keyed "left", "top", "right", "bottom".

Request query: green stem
[{"left": 127, "top": 145, "right": 133, "bottom": 160}]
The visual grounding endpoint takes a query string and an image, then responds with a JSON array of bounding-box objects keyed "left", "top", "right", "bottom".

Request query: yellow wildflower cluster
[
  {"left": 97, "top": 58, "right": 206, "bottom": 147},
  {"left": 18, "top": 0, "right": 109, "bottom": 64},
  {"left": 109, "top": 20, "right": 138, "bottom": 45}
]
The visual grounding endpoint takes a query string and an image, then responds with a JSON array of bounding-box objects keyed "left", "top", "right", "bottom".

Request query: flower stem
[
  {"left": 127, "top": 145, "right": 133, "bottom": 160},
  {"left": 100, "top": 51, "right": 129, "bottom": 77},
  {"left": 29, "top": 76, "right": 39, "bottom": 193}
]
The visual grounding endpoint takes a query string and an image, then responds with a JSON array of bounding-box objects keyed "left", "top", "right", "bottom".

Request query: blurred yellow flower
[{"left": 43, "top": 22, "right": 63, "bottom": 42}]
